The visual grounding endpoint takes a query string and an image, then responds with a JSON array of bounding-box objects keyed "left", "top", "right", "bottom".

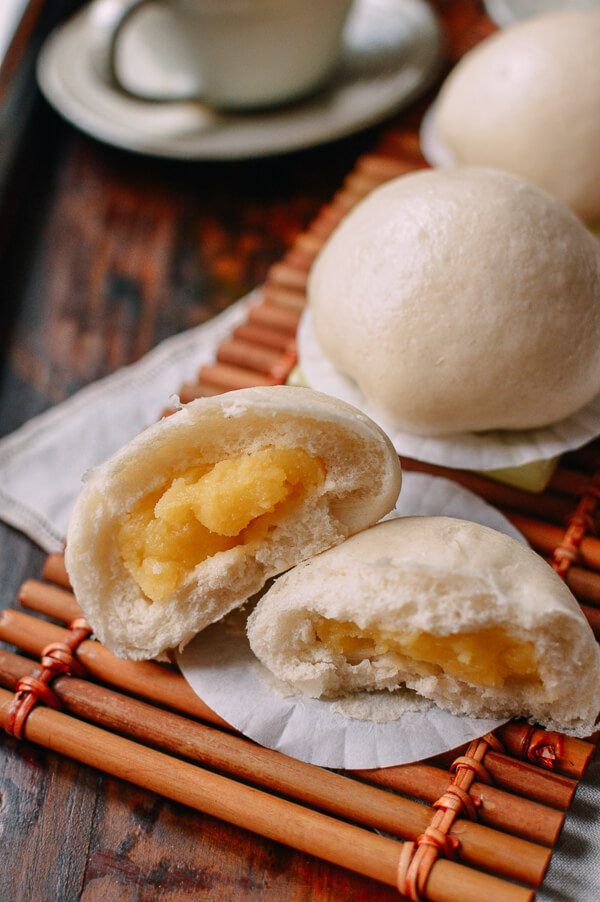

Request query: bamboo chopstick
[
  {"left": 497, "top": 724, "right": 597, "bottom": 779},
  {"left": 199, "top": 362, "right": 281, "bottom": 390},
  {"left": 21, "top": 579, "right": 79, "bottom": 617},
  {"left": 554, "top": 564, "right": 600, "bottom": 606},
  {"left": 262, "top": 284, "right": 307, "bottom": 312},
  {"left": 506, "top": 515, "right": 600, "bottom": 573},
  {"left": 351, "top": 760, "right": 563, "bottom": 845},
  {"left": 291, "top": 232, "right": 322, "bottom": 259},
  {"left": 400, "top": 459, "right": 592, "bottom": 504},
  {"left": 549, "top": 468, "right": 595, "bottom": 498},
  {"left": 1, "top": 608, "right": 229, "bottom": 729},
  {"left": 355, "top": 153, "right": 422, "bottom": 181},
  {"left": 178, "top": 382, "right": 227, "bottom": 403},
  {"left": 343, "top": 171, "right": 387, "bottom": 195},
  {"left": 0, "top": 687, "right": 532, "bottom": 902},
  {"left": 247, "top": 300, "right": 301, "bottom": 333},
  {"left": 18, "top": 579, "right": 596, "bottom": 782},
  {"left": 0, "top": 647, "right": 563, "bottom": 848},
  {"left": 430, "top": 749, "right": 577, "bottom": 811},
  {"left": 232, "top": 321, "right": 296, "bottom": 353},
  {"left": 217, "top": 339, "right": 295, "bottom": 379},
  {"left": 283, "top": 249, "right": 314, "bottom": 273},
  {"left": 42, "top": 554, "right": 70, "bottom": 587},
  {"left": 400, "top": 459, "right": 574, "bottom": 525},
  {"left": 309, "top": 213, "right": 340, "bottom": 240},
  {"left": 266, "top": 262, "right": 309, "bottom": 292},
  {"left": 579, "top": 603, "right": 600, "bottom": 638}
]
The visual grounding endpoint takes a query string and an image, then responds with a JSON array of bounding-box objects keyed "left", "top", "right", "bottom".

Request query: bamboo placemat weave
[{"left": 1, "top": 1, "right": 600, "bottom": 898}]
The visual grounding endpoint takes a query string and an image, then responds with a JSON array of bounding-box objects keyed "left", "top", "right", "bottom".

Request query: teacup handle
[{"left": 87, "top": 0, "right": 197, "bottom": 101}]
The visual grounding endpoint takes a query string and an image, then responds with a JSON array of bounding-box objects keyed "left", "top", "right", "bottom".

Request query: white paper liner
[
  {"left": 177, "top": 471, "right": 526, "bottom": 769},
  {"left": 298, "top": 308, "right": 600, "bottom": 471}
]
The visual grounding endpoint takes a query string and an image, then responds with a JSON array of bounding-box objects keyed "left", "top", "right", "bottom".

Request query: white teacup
[{"left": 88, "top": 0, "right": 353, "bottom": 109}]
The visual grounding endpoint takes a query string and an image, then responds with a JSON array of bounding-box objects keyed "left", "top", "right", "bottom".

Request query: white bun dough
[
  {"left": 66, "top": 386, "right": 401, "bottom": 660},
  {"left": 308, "top": 167, "right": 600, "bottom": 436},
  {"left": 433, "top": 10, "right": 600, "bottom": 223},
  {"left": 248, "top": 516, "right": 600, "bottom": 737}
]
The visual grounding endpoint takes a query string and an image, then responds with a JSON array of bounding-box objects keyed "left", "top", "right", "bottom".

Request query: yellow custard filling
[
  {"left": 313, "top": 617, "right": 539, "bottom": 689},
  {"left": 119, "top": 448, "right": 325, "bottom": 602}
]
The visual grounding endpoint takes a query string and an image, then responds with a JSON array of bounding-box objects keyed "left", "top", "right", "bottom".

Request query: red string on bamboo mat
[
  {"left": 4, "top": 616, "right": 92, "bottom": 739},
  {"left": 514, "top": 724, "right": 565, "bottom": 771},
  {"left": 552, "top": 469, "right": 600, "bottom": 578},
  {"left": 396, "top": 732, "right": 503, "bottom": 900}
]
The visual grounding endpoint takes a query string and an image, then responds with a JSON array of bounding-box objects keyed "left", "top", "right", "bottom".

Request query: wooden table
[{"left": 0, "top": 4, "right": 411, "bottom": 898}]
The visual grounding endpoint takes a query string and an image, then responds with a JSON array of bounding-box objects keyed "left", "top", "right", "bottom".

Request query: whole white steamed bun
[
  {"left": 432, "top": 10, "right": 600, "bottom": 223},
  {"left": 308, "top": 167, "right": 600, "bottom": 436}
]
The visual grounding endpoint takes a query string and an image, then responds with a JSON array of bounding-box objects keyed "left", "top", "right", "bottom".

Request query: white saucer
[
  {"left": 37, "top": 0, "right": 442, "bottom": 160},
  {"left": 483, "top": 0, "right": 600, "bottom": 28}
]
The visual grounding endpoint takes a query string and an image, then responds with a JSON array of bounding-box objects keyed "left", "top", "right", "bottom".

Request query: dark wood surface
[{"left": 0, "top": 10, "right": 403, "bottom": 898}]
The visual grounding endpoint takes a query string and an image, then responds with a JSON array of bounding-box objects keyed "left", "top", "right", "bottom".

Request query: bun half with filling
[
  {"left": 248, "top": 516, "right": 600, "bottom": 736},
  {"left": 66, "top": 386, "right": 401, "bottom": 660}
]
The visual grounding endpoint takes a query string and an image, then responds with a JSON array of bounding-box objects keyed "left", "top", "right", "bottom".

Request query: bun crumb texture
[
  {"left": 65, "top": 386, "right": 401, "bottom": 660},
  {"left": 248, "top": 516, "right": 600, "bottom": 737}
]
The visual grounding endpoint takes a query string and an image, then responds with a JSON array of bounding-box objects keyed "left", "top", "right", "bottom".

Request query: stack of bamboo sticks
[{"left": 0, "top": 555, "right": 597, "bottom": 901}]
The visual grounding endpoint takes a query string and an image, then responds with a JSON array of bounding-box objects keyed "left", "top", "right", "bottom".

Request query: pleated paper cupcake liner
[{"left": 298, "top": 309, "right": 600, "bottom": 472}]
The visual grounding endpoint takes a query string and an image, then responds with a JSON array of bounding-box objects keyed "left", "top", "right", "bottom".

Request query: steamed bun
[
  {"left": 248, "top": 516, "right": 600, "bottom": 737},
  {"left": 66, "top": 386, "right": 401, "bottom": 660},
  {"left": 308, "top": 167, "right": 600, "bottom": 436},
  {"left": 432, "top": 10, "right": 600, "bottom": 223}
]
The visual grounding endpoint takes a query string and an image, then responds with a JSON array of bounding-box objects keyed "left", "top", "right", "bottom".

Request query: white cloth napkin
[{"left": 0, "top": 294, "right": 252, "bottom": 550}]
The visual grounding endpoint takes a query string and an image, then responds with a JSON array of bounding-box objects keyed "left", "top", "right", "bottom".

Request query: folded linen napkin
[{"left": 0, "top": 295, "right": 252, "bottom": 551}]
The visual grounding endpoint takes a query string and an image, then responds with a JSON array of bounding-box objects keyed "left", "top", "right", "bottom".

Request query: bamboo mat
[
  {"left": 2, "top": 1, "right": 600, "bottom": 899},
  {"left": 0, "top": 557, "right": 597, "bottom": 901}
]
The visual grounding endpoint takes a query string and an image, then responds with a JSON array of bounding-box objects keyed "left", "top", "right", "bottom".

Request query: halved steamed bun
[
  {"left": 66, "top": 386, "right": 401, "bottom": 660},
  {"left": 430, "top": 11, "right": 600, "bottom": 222},
  {"left": 308, "top": 167, "right": 600, "bottom": 436},
  {"left": 248, "top": 516, "right": 600, "bottom": 736}
]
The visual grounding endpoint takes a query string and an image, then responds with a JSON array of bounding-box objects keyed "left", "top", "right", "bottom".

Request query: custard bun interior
[
  {"left": 65, "top": 387, "right": 401, "bottom": 660},
  {"left": 248, "top": 517, "right": 600, "bottom": 737}
]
